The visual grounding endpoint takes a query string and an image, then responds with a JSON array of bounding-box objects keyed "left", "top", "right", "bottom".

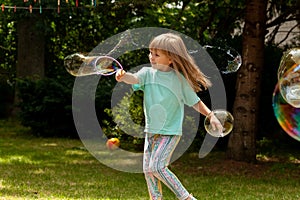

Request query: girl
[{"left": 115, "top": 33, "right": 222, "bottom": 200}]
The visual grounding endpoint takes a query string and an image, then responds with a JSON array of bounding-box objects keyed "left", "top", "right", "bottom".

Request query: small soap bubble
[{"left": 204, "top": 109, "right": 234, "bottom": 137}]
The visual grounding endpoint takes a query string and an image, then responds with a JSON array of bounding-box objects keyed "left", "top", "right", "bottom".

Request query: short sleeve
[
  {"left": 181, "top": 77, "right": 200, "bottom": 106},
  {"left": 132, "top": 67, "right": 149, "bottom": 91},
  {"left": 132, "top": 83, "right": 143, "bottom": 91}
]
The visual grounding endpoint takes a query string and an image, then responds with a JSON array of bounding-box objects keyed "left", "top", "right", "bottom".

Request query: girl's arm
[
  {"left": 115, "top": 69, "right": 139, "bottom": 84},
  {"left": 193, "top": 101, "right": 223, "bottom": 133},
  {"left": 192, "top": 100, "right": 211, "bottom": 116}
]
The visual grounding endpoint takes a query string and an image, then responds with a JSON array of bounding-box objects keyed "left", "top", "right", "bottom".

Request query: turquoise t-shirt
[{"left": 133, "top": 67, "right": 200, "bottom": 135}]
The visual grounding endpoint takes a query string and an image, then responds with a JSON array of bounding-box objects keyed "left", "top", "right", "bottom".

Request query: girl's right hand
[{"left": 115, "top": 69, "right": 126, "bottom": 82}]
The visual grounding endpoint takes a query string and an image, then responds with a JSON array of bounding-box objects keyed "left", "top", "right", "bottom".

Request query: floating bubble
[
  {"left": 64, "top": 54, "right": 122, "bottom": 76},
  {"left": 272, "top": 83, "right": 300, "bottom": 141},
  {"left": 64, "top": 53, "right": 94, "bottom": 76},
  {"left": 64, "top": 29, "right": 137, "bottom": 77},
  {"left": 277, "top": 48, "right": 300, "bottom": 108},
  {"left": 203, "top": 45, "right": 242, "bottom": 74},
  {"left": 204, "top": 109, "right": 234, "bottom": 137}
]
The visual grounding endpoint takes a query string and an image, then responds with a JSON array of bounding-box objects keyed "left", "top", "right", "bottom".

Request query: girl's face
[{"left": 149, "top": 49, "right": 172, "bottom": 71}]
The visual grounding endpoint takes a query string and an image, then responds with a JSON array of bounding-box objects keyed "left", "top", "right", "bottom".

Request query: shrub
[
  {"left": 17, "top": 77, "right": 77, "bottom": 138},
  {"left": 0, "top": 78, "right": 14, "bottom": 118},
  {"left": 102, "top": 90, "right": 145, "bottom": 151}
]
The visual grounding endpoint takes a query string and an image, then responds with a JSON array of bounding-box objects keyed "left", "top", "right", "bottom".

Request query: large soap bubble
[
  {"left": 277, "top": 48, "right": 300, "bottom": 108},
  {"left": 272, "top": 83, "right": 300, "bottom": 141}
]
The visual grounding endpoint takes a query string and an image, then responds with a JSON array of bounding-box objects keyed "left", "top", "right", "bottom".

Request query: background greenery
[
  {"left": 1, "top": 1, "right": 299, "bottom": 199},
  {"left": 0, "top": 0, "right": 298, "bottom": 164},
  {"left": 0, "top": 0, "right": 246, "bottom": 139}
]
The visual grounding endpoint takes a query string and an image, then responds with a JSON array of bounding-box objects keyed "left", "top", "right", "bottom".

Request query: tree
[
  {"left": 16, "top": 17, "right": 45, "bottom": 79},
  {"left": 226, "top": 0, "right": 268, "bottom": 162},
  {"left": 0, "top": 0, "right": 297, "bottom": 143},
  {"left": 11, "top": 16, "right": 46, "bottom": 115}
]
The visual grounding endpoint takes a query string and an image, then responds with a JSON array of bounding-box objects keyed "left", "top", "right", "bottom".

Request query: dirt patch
[{"left": 172, "top": 152, "right": 300, "bottom": 180}]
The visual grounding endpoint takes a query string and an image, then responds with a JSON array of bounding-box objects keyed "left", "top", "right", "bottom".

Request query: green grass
[{"left": 0, "top": 120, "right": 299, "bottom": 200}]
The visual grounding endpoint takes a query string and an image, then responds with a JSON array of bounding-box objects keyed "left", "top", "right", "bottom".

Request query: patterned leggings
[{"left": 143, "top": 133, "right": 192, "bottom": 200}]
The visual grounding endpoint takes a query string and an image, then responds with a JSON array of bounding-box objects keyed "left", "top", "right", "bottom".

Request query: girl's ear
[{"left": 168, "top": 58, "right": 172, "bottom": 65}]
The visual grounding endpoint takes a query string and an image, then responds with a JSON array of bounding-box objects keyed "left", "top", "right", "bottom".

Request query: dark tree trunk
[
  {"left": 12, "top": 17, "right": 45, "bottom": 115},
  {"left": 226, "top": 0, "right": 268, "bottom": 162},
  {"left": 16, "top": 18, "right": 45, "bottom": 79}
]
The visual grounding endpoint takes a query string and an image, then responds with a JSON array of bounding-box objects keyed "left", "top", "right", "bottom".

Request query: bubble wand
[{"left": 63, "top": 30, "right": 136, "bottom": 77}]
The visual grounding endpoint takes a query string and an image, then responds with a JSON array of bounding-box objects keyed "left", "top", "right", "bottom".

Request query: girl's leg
[
  {"left": 144, "top": 133, "right": 163, "bottom": 200},
  {"left": 144, "top": 134, "right": 195, "bottom": 200}
]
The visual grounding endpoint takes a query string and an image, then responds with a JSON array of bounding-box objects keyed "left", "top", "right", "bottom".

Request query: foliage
[
  {"left": 0, "top": 78, "right": 14, "bottom": 118},
  {"left": 0, "top": 0, "right": 298, "bottom": 140},
  {"left": 131, "top": 0, "right": 245, "bottom": 43},
  {"left": 102, "top": 90, "right": 145, "bottom": 151},
  {"left": 0, "top": 16, "right": 16, "bottom": 81},
  {"left": 16, "top": 77, "right": 77, "bottom": 138}
]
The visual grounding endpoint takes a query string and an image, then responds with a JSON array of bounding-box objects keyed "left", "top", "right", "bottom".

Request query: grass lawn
[{"left": 0, "top": 120, "right": 299, "bottom": 200}]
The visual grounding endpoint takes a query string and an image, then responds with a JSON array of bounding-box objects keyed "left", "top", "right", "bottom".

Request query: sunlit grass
[{"left": 0, "top": 119, "right": 299, "bottom": 200}]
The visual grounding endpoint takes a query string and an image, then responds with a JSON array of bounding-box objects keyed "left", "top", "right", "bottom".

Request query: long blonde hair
[{"left": 149, "top": 33, "right": 211, "bottom": 92}]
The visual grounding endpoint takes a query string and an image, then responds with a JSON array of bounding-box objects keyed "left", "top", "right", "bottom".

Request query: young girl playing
[{"left": 115, "top": 33, "right": 222, "bottom": 200}]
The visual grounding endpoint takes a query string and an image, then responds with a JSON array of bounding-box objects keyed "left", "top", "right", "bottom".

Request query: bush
[
  {"left": 17, "top": 77, "right": 77, "bottom": 138},
  {"left": 0, "top": 78, "right": 14, "bottom": 118},
  {"left": 102, "top": 90, "right": 145, "bottom": 151}
]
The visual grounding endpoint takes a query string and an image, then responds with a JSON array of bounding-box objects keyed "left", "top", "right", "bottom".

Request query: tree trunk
[
  {"left": 226, "top": 0, "right": 267, "bottom": 162},
  {"left": 16, "top": 18, "right": 45, "bottom": 79},
  {"left": 12, "top": 17, "right": 45, "bottom": 115}
]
